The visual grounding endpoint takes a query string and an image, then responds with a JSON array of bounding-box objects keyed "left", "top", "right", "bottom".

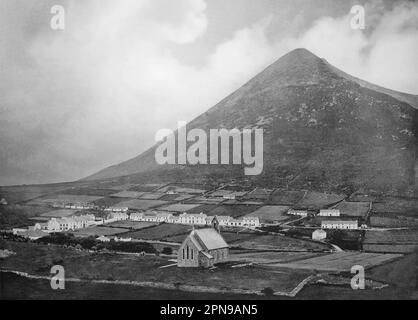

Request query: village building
[
  {"left": 241, "top": 216, "right": 260, "bottom": 227},
  {"left": 110, "top": 211, "right": 129, "bottom": 221},
  {"left": 47, "top": 214, "right": 95, "bottom": 232},
  {"left": 214, "top": 215, "right": 232, "bottom": 226},
  {"left": 97, "top": 235, "right": 111, "bottom": 242},
  {"left": 321, "top": 220, "right": 358, "bottom": 230},
  {"left": 130, "top": 211, "right": 172, "bottom": 223},
  {"left": 33, "top": 222, "right": 48, "bottom": 231},
  {"left": 104, "top": 207, "right": 129, "bottom": 213},
  {"left": 178, "top": 212, "right": 208, "bottom": 225},
  {"left": 312, "top": 229, "right": 327, "bottom": 240},
  {"left": 288, "top": 209, "right": 308, "bottom": 217},
  {"left": 0, "top": 198, "right": 8, "bottom": 205},
  {"left": 318, "top": 209, "right": 341, "bottom": 217},
  {"left": 114, "top": 236, "right": 132, "bottom": 242},
  {"left": 178, "top": 225, "right": 229, "bottom": 268}
]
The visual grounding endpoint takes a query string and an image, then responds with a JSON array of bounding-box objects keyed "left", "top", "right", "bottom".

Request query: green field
[
  {"left": 234, "top": 234, "right": 330, "bottom": 252},
  {"left": 70, "top": 226, "right": 129, "bottom": 237},
  {"left": 244, "top": 206, "right": 290, "bottom": 222},
  {"left": 122, "top": 224, "right": 193, "bottom": 241},
  {"left": 268, "top": 252, "right": 403, "bottom": 272},
  {"left": 0, "top": 241, "right": 313, "bottom": 295},
  {"left": 105, "top": 221, "right": 157, "bottom": 230}
]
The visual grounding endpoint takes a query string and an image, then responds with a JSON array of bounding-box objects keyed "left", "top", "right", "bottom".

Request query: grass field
[
  {"left": 28, "top": 194, "right": 104, "bottom": 206},
  {"left": 363, "top": 244, "right": 418, "bottom": 254},
  {"left": 164, "top": 231, "right": 257, "bottom": 244},
  {"left": 58, "top": 188, "right": 116, "bottom": 197},
  {"left": 363, "top": 230, "right": 418, "bottom": 253},
  {"left": 0, "top": 241, "right": 313, "bottom": 296},
  {"left": 297, "top": 191, "right": 345, "bottom": 209},
  {"left": 234, "top": 234, "right": 330, "bottom": 252},
  {"left": 364, "top": 230, "right": 418, "bottom": 244},
  {"left": 185, "top": 204, "right": 218, "bottom": 214},
  {"left": 0, "top": 205, "right": 52, "bottom": 228},
  {"left": 334, "top": 201, "right": 370, "bottom": 217},
  {"left": 270, "top": 189, "right": 306, "bottom": 205},
  {"left": 105, "top": 221, "right": 157, "bottom": 230},
  {"left": 92, "top": 197, "right": 129, "bottom": 207},
  {"left": 206, "top": 204, "right": 262, "bottom": 218},
  {"left": 139, "top": 193, "right": 165, "bottom": 200},
  {"left": 372, "top": 197, "right": 418, "bottom": 217},
  {"left": 128, "top": 184, "right": 163, "bottom": 192},
  {"left": 185, "top": 197, "right": 225, "bottom": 204},
  {"left": 113, "top": 199, "right": 169, "bottom": 210},
  {"left": 122, "top": 224, "right": 193, "bottom": 241},
  {"left": 159, "top": 203, "right": 202, "bottom": 213},
  {"left": 109, "top": 191, "right": 144, "bottom": 198},
  {"left": 370, "top": 214, "right": 418, "bottom": 228},
  {"left": 40, "top": 209, "right": 79, "bottom": 218},
  {"left": 157, "top": 185, "right": 206, "bottom": 194},
  {"left": 268, "top": 252, "right": 403, "bottom": 272},
  {"left": 244, "top": 206, "right": 290, "bottom": 222},
  {"left": 229, "top": 251, "right": 325, "bottom": 264},
  {"left": 70, "top": 226, "right": 129, "bottom": 237}
]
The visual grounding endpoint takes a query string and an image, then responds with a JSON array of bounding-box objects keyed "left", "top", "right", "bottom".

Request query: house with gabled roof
[{"left": 177, "top": 227, "right": 229, "bottom": 268}]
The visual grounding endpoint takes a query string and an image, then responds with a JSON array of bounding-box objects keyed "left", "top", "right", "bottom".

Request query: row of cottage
[
  {"left": 23, "top": 206, "right": 356, "bottom": 235},
  {"left": 26, "top": 211, "right": 259, "bottom": 234},
  {"left": 130, "top": 212, "right": 260, "bottom": 228}
]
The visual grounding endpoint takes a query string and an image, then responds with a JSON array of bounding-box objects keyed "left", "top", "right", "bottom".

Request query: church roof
[{"left": 192, "top": 228, "right": 229, "bottom": 251}]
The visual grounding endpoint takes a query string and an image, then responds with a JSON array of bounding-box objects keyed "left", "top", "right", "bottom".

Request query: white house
[
  {"left": 33, "top": 222, "right": 48, "bottom": 231},
  {"left": 97, "top": 235, "right": 111, "bottom": 242},
  {"left": 214, "top": 216, "right": 232, "bottom": 226},
  {"left": 312, "top": 229, "right": 327, "bottom": 240},
  {"left": 288, "top": 209, "right": 308, "bottom": 217},
  {"left": 241, "top": 216, "right": 260, "bottom": 227},
  {"left": 114, "top": 237, "right": 132, "bottom": 242},
  {"left": 104, "top": 207, "right": 129, "bottom": 213},
  {"left": 178, "top": 213, "right": 207, "bottom": 225},
  {"left": 321, "top": 220, "right": 358, "bottom": 230},
  {"left": 130, "top": 211, "right": 173, "bottom": 223},
  {"left": 318, "top": 209, "right": 340, "bottom": 217},
  {"left": 47, "top": 214, "right": 95, "bottom": 232},
  {"left": 110, "top": 212, "right": 129, "bottom": 221}
]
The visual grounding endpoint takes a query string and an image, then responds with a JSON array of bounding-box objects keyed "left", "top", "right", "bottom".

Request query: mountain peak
[
  {"left": 281, "top": 48, "right": 321, "bottom": 61},
  {"left": 85, "top": 49, "right": 418, "bottom": 195},
  {"left": 247, "top": 48, "right": 336, "bottom": 90}
]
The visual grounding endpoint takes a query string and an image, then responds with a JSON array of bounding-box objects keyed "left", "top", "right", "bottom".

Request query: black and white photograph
[{"left": 0, "top": 0, "right": 417, "bottom": 304}]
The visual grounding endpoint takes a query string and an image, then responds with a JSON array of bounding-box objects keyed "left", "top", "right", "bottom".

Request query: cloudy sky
[{"left": 0, "top": 0, "right": 417, "bottom": 186}]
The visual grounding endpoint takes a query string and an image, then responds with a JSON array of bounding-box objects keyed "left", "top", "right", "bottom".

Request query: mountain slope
[{"left": 84, "top": 49, "right": 418, "bottom": 195}]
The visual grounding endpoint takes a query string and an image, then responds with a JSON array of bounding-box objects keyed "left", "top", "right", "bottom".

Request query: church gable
[{"left": 177, "top": 228, "right": 230, "bottom": 268}]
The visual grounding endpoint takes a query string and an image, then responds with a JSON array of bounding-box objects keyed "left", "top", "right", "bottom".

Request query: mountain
[{"left": 84, "top": 48, "right": 418, "bottom": 195}]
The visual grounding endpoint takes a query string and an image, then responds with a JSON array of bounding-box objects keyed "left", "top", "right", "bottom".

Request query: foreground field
[
  {"left": 363, "top": 230, "right": 418, "bottom": 253},
  {"left": 233, "top": 234, "right": 330, "bottom": 252},
  {"left": 2, "top": 272, "right": 416, "bottom": 300},
  {"left": 70, "top": 226, "right": 129, "bottom": 237},
  {"left": 267, "top": 252, "right": 403, "bottom": 272},
  {"left": 0, "top": 241, "right": 312, "bottom": 296}
]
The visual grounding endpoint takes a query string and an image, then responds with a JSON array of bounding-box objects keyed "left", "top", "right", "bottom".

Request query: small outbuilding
[{"left": 312, "top": 229, "right": 327, "bottom": 241}]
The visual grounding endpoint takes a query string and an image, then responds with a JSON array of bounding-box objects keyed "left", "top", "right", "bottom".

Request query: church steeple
[{"left": 212, "top": 216, "right": 220, "bottom": 233}]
